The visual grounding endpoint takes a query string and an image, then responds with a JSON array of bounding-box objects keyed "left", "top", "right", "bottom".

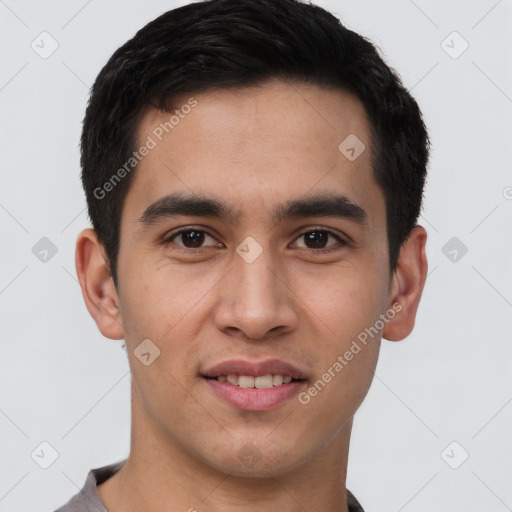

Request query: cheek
[
  {"left": 117, "top": 259, "right": 215, "bottom": 408},
  {"left": 293, "top": 262, "right": 386, "bottom": 407},
  {"left": 298, "top": 260, "right": 388, "bottom": 341},
  {"left": 118, "top": 255, "right": 220, "bottom": 342}
]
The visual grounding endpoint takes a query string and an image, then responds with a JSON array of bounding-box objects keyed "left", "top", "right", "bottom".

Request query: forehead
[{"left": 124, "top": 79, "right": 383, "bottom": 228}]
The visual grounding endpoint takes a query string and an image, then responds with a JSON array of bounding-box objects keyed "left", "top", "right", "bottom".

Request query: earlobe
[
  {"left": 75, "top": 228, "right": 125, "bottom": 340},
  {"left": 383, "top": 226, "right": 428, "bottom": 342}
]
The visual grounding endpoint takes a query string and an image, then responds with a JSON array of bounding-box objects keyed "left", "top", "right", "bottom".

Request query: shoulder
[{"left": 53, "top": 460, "right": 126, "bottom": 512}]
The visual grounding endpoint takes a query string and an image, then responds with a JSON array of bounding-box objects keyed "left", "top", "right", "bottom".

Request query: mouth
[
  {"left": 201, "top": 359, "right": 308, "bottom": 411},
  {"left": 205, "top": 374, "right": 300, "bottom": 388}
]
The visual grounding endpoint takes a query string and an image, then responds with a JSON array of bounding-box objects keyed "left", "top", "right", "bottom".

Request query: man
[{"left": 57, "top": 0, "right": 429, "bottom": 510}]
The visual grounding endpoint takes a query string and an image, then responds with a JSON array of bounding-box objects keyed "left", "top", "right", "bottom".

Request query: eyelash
[{"left": 161, "top": 227, "right": 348, "bottom": 255}]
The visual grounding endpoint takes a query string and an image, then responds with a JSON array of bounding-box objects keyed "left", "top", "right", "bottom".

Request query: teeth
[
  {"left": 216, "top": 374, "right": 296, "bottom": 388},
  {"left": 238, "top": 376, "right": 255, "bottom": 388},
  {"left": 254, "top": 375, "right": 273, "bottom": 389},
  {"left": 272, "top": 375, "right": 284, "bottom": 386}
]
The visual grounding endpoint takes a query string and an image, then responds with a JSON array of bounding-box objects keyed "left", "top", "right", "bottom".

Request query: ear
[
  {"left": 75, "top": 228, "right": 125, "bottom": 340},
  {"left": 383, "top": 226, "right": 428, "bottom": 341}
]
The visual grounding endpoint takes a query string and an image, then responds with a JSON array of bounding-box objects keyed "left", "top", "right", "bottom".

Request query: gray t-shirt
[{"left": 54, "top": 460, "right": 365, "bottom": 512}]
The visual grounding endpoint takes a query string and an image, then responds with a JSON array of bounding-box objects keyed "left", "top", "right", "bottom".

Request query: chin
[{"left": 207, "top": 438, "right": 310, "bottom": 479}]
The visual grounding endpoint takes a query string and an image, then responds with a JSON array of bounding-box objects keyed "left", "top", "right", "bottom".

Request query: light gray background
[{"left": 1, "top": 1, "right": 511, "bottom": 511}]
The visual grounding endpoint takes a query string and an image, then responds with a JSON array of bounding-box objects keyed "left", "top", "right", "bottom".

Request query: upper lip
[{"left": 202, "top": 359, "right": 308, "bottom": 380}]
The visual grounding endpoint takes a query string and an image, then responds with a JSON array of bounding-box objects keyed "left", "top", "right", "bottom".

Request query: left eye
[{"left": 293, "top": 229, "right": 344, "bottom": 250}]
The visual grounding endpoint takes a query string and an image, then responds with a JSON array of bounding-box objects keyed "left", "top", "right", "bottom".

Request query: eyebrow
[{"left": 138, "top": 192, "right": 368, "bottom": 228}]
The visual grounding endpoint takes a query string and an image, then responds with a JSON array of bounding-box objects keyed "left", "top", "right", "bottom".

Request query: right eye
[{"left": 162, "top": 228, "right": 223, "bottom": 251}]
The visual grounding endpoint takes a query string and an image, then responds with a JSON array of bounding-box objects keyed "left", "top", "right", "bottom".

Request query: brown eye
[
  {"left": 163, "top": 229, "right": 220, "bottom": 249},
  {"left": 178, "top": 230, "right": 206, "bottom": 248},
  {"left": 302, "top": 231, "right": 329, "bottom": 249},
  {"left": 293, "top": 229, "right": 345, "bottom": 251}
]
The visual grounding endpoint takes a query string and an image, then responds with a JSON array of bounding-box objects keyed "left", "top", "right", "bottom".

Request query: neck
[{"left": 98, "top": 388, "right": 353, "bottom": 512}]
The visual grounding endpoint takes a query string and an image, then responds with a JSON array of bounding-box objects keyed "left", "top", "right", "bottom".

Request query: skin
[{"left": 75, "top": 78, "right": 427, "bottom": 512}]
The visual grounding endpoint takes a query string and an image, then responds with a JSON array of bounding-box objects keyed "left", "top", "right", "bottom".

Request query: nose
[{"left": 213, "top": 241, "right": 298, "bottom": 341}]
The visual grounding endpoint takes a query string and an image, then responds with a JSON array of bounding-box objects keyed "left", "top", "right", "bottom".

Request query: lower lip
[{"left": 204, "top": 378, "right": 306, "bottom": 411}]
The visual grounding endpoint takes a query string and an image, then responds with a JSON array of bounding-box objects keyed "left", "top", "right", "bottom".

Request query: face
[{"left": 114, "top": 79, "right": 395, "bottom": 476}]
